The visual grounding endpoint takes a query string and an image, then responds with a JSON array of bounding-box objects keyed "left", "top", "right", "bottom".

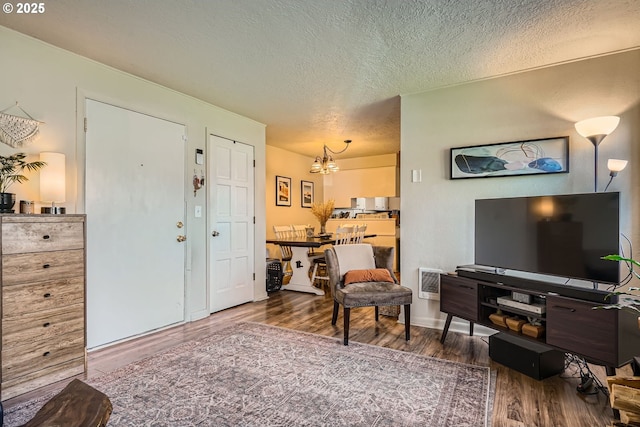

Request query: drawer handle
[
  {"left": 553, "top": 305, "right": 576, "bottom": 312},
  {"left": 43, "top": 322, "right": 51, "bottom": 328},
  {"left": 43, "top": 351, "right": 50, "bottom": 357},
  {"left": 43, "top": 234, "right": 51, "bottom": 240},
  {"left": 43, "top": 264, "right": 51, "bottom": 269},
  {"left": 459, "top": 285, "right": 474, "bottom": 290},
  {"left": 43, "top": 293, "right": 51, "bottom": 298}
]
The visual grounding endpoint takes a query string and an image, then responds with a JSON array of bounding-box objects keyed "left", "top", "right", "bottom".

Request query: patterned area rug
[{"left": 4, "top": 322, "right": 495, "bottom": 426}]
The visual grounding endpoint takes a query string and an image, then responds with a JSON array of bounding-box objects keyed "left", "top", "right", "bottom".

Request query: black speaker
[{"left": 489, "top": 332, "right": 565, "bottom": 380}]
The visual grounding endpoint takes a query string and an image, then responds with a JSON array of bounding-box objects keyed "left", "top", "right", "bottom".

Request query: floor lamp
[
  {"left": 604, "top": 159, "right": 628, "bottom": 192},
  {"left": 574, "top": 116, "right": 620, "bottom": 192}
]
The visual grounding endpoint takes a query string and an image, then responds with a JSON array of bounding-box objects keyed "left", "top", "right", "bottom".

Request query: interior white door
[
  {"left": 85, "top": 99, "right": 186, "bottom": 349},
  {"left": 208, "top": 135, "right": 255, "bottom": 312}
]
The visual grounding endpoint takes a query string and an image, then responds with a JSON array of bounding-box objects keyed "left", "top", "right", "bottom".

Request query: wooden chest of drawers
[{"left": 1, "top": 215, "right": 86, "bottom": 400}]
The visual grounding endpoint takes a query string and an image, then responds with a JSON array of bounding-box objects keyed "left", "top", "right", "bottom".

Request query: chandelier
[{"left": 309, "top": 140, "right": 352, "bottom": 174}]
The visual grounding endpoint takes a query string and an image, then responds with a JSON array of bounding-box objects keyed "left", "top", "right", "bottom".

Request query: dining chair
[
  {"left": 273, "top": 225, "right": 294, "bottom": 277},
  {"left": 310, "top": 226, "right": 355, "bottom": 288},
  {"left": 353, "top": 224, "right": 367, "bottom": 243},
  {"left": 324, "top": 244, "right": 412, "bottom": 345},
  {"left": 290, "top": 224, "right": 308, "bottom": 238}
]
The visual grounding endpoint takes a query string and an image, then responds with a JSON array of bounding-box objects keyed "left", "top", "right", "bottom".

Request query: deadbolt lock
[{"left": 176, "top": 221, "right": 184, "bottom": 228}]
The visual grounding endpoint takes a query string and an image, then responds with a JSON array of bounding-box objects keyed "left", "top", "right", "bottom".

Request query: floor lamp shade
[{"left": 40, "top": 152, "right": 66, "bottom": 214}]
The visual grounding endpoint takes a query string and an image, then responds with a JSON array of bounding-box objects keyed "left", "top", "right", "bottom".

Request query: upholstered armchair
[{"left": 324, "top": 244, "right": 412, "bottom": 345}]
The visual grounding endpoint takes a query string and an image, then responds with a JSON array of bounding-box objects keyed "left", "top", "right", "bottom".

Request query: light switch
[
  {"left": 195, "top": 205, "right": 202, "bottom": 217},
  {"left": 411, "top": 169, "right": 422, "bottom": 183}
]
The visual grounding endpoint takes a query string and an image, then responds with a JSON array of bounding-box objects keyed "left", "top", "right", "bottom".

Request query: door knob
[
  {"left": 211, "top": 231, "right": 220, "bottom": 237},
  {"left": 176, "top": 235, "right": 187, "bottom": 242}
]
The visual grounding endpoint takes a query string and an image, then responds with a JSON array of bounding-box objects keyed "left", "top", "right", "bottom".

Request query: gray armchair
[{"left": 324, "top": 245, "right": 412, "bottom": 345}]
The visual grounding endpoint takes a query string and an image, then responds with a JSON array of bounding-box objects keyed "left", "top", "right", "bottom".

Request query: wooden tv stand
[{"left": 439, "top": 272, "right": 640, "bottom": 373}]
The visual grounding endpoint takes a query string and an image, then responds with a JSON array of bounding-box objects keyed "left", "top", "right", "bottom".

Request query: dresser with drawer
[{"left": 0, "top": 214, "right": 86, "bottom": 400}]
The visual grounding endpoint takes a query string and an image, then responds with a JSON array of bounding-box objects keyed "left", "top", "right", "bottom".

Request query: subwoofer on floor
[{"left": 489, "top": 332, "right": 565, "bottom": 380}]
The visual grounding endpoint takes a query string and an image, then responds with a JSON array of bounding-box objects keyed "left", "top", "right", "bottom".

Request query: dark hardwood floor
[{"left": 4, "top": 289, "right": 619, "bottom": 427}]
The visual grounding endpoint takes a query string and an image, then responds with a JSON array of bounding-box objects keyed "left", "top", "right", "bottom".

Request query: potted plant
[
  {"left": 310, "top": 199, "right": 335, "bottom": 236},
  {"left": 0, "top": 153, "right": 46, "bottom": 213},
  {"left": 598, "top": 255, "right": 640, "bottom": 315}
]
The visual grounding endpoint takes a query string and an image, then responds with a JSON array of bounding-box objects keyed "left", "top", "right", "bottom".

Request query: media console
[
  {"left": 440, "top": 270, "right": 640, "bottom": 372},
  {"left": 456, "top": 267, "right": 618, "bottom": 304}
]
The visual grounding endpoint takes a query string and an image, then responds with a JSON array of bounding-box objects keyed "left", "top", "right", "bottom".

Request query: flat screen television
[{"left": 475, "top": 192, "right": 620, "bottom": 284}]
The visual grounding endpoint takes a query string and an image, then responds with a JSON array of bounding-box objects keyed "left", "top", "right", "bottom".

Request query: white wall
[
  {"left": 401, "top": 49, "right": 640, "bottom": 333},
  {"left": 0, "top": 26, "right": 267, "bottom": 322}
]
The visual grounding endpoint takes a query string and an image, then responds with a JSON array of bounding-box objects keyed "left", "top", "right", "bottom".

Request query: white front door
[
  {"left": 208, "top": 135, "right": 255, "bottom": 312},
  {"left": 85, "top": 99, "right": 186, "bottom": 348}
]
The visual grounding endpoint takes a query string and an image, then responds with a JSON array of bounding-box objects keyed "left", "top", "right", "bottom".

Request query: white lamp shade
[
  {"left": 40, "top": 152, "right": 66, "bottom": 202},
  {"left": 575, "top": 116, "right": 620, "bottom": 138},
  {"left": 607, "top": 158, "right": 628, "bottom": 173}
]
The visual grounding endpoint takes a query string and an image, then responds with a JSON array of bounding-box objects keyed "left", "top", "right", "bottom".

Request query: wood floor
[{"left": 4, "top": 289, "right": 619, "bottom": 427}]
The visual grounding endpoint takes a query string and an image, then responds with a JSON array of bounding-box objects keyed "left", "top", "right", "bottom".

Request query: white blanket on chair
[{"left": 333, "top": 244, "right": 376, "bottom": 279}]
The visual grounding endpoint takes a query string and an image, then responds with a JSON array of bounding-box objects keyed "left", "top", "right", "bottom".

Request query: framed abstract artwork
[
  {"left": 275, "top": 175, "right": 291, "bottom": 206},
  {"left": 301, "top": 180, "right": 314, "bottom": 208},
  {"left": 450, "top": 136, "right": 569, "bottom": 179}
]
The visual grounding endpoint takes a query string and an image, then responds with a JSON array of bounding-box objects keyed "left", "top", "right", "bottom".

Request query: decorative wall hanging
[
  {"left": 450, "top": 136, "right": 569, "bottom": 179},
  {"left": 301, "top": 180, "right": 313, "bottom": 208},
  {"left": 0, "top": 102, "right": 44, "bottom": 148},
  {"left": 275, "top": 175, "right": 291, "bottom": 206}
]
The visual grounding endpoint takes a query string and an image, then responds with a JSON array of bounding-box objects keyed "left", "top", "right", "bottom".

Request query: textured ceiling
[{"left": 1, "top": 0, "right": 639, "bottom": 159}]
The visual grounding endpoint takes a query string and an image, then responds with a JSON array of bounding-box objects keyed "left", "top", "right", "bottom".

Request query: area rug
[{"left": 4, "top": 322, "right": 494, "bottom": 426}]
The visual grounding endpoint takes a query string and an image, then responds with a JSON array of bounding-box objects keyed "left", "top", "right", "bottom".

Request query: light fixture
[
  {"left": 40, "top": 152, "right": 66, "bottom": 214},
  {"left": 603, "top": 158, "right": 628, "bottom": 192},
  {"left": 574, "top": 116, "right": 620, "bottom": 192},
  {"left": 310, "top": 140, "right": 352, "bottom": 174}
]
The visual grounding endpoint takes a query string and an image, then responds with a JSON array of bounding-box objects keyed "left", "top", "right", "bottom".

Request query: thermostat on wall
[{"left": 195, "top": 149, "right": 204, "bottom": 165}]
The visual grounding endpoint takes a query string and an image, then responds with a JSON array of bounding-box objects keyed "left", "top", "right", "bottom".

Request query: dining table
[{"left": 266, "top": 234, "right": 376, "bottom": 296}]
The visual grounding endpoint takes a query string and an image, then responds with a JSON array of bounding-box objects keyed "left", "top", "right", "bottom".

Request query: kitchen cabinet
[
  {"left": 350, "top": 197, "right": 388, "bottom": 211},
  {"left": 1, "top": 215, "right": 86, "bottom": 400}
]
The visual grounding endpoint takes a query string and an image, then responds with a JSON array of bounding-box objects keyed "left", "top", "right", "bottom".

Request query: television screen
[{"left": 475, "top": 192, "right": 620, "bottom": 284}]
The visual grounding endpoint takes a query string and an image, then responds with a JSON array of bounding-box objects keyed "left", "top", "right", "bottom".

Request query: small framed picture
[
  {"left": 275, "top": 175, "right": 291, "bottom": 206},
  {"left": 301, "top": 180, "right": 314, "bottom": 208}
]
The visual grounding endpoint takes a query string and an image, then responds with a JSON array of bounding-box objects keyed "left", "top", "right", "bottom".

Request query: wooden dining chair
[
  {"left": 311, "top": 226, "right": 355, "bottom": 288},
  {"left": 273, "top": 225, "right": 294, "bottom": 277},
  {"left": 291, "top": 224, "right": 320, "bottom": 256},
  {"left": 290, "top": 224, "right": 308, "bottom": 238},
  {"left": 353, "top": 224, "right": 367, "bottom": 243}
]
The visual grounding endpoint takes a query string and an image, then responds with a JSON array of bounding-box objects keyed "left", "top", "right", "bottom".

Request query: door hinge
[
  {"left": 253, "top": 216, "right": 255, "bottom": 224},
  {"left": 253, "top": 273, "right": 255, "bottom": 281},
  {"left": 253, "top": 159, "right": 255, "bottom": 167},
  {"left": 84, "top": 117, "right": 87, "bottom": 132}
]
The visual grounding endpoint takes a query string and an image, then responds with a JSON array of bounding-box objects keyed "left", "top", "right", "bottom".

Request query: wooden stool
[{"left": 21, "top": 379, "right": 112, "bottom": 427}]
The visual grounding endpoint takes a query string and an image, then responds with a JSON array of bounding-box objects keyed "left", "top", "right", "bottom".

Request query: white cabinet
[
  {"left": 374, "top": 197, "right": 388, "bottom": 210},
  {"left": 350, "top": 197, "right": 389, "bottom": 211}
]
